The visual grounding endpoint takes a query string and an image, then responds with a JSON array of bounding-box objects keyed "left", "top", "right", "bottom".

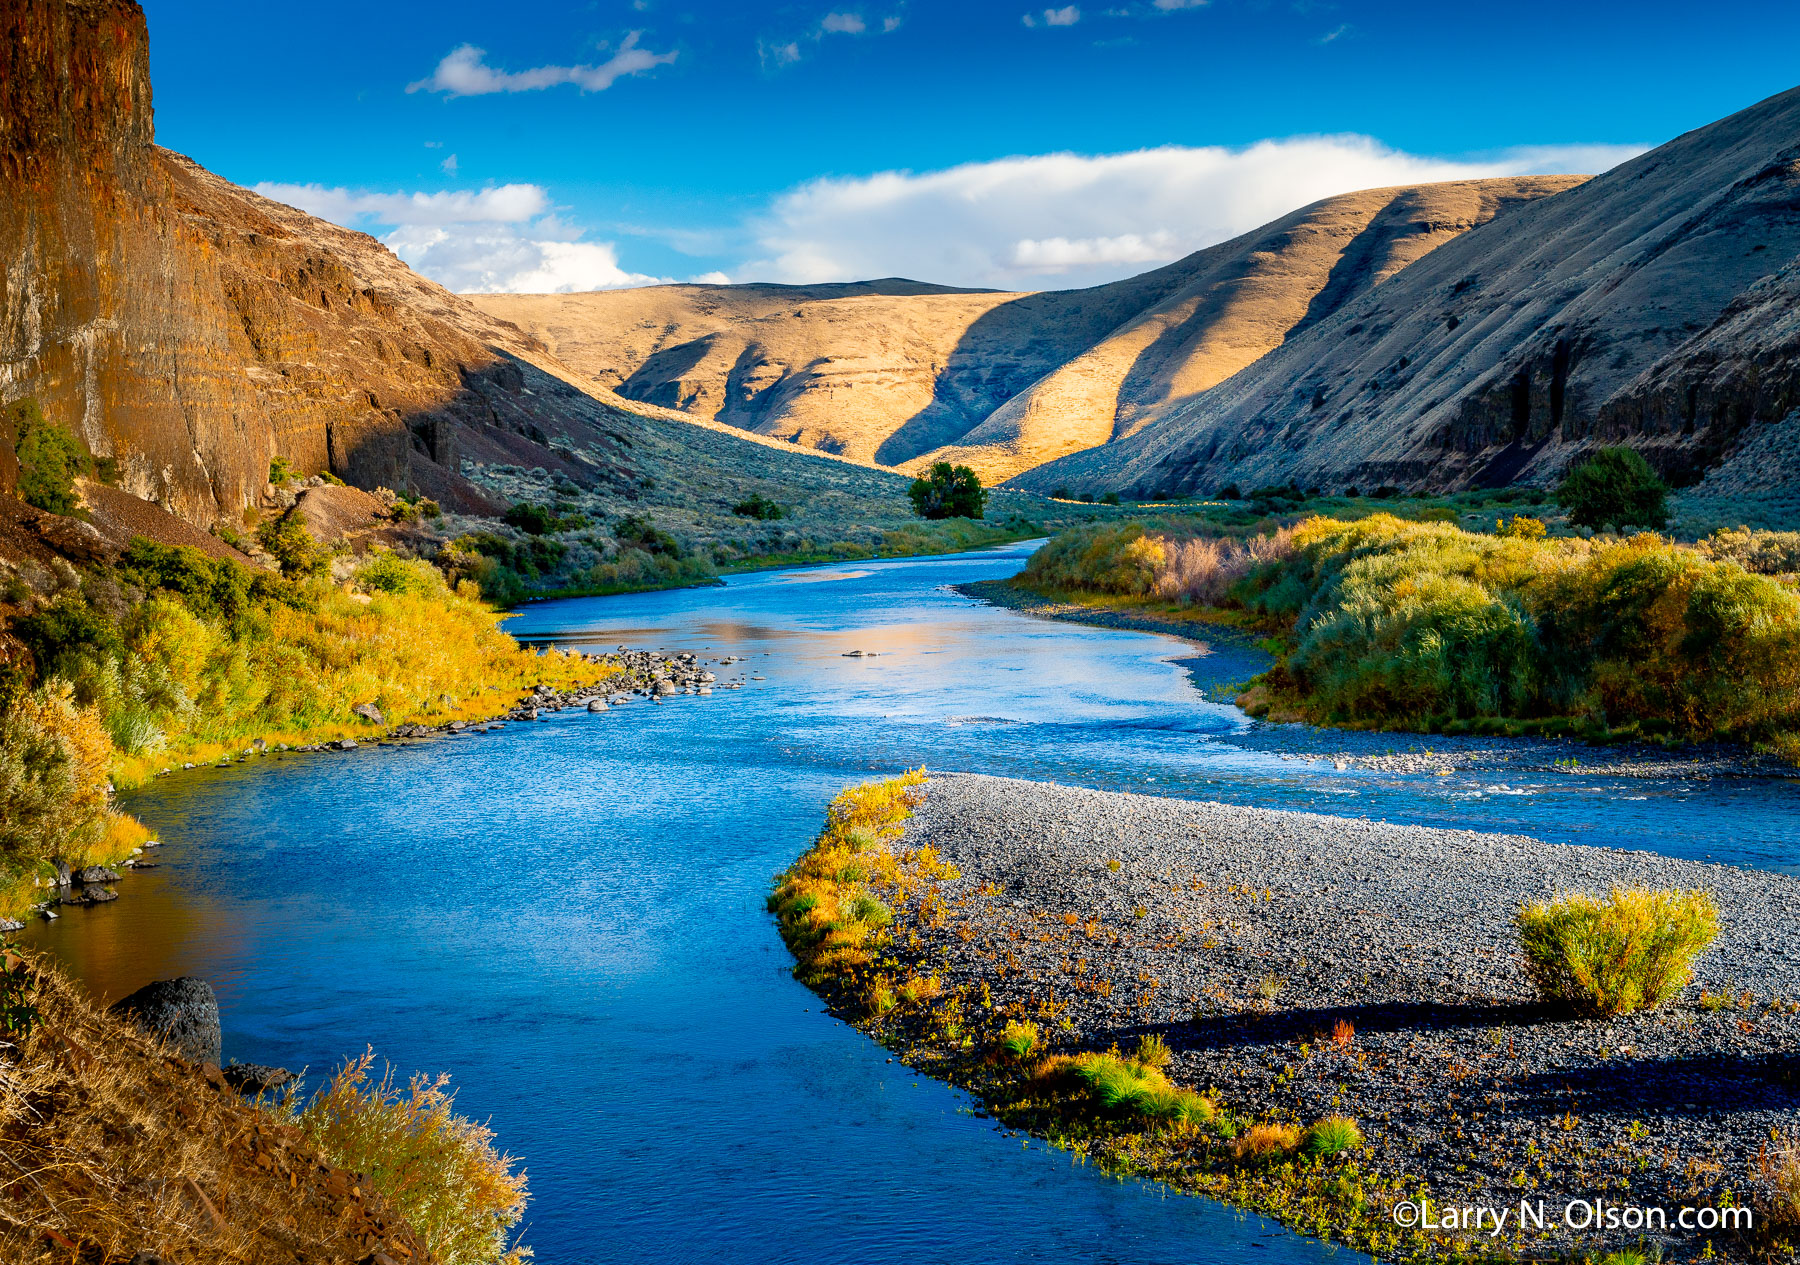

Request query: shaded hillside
[
  {"left": 0, "top": 0, "right": 914, "bottom": 534},
  {"left": 478, "top": 177, "right": 1578, "bottom": 482},
  {"left": 912, "top": 178, "right": 1582, "bottom": 481},
  {"left": 1020, "top": 86, "right": 1800, "bottom": 498}
]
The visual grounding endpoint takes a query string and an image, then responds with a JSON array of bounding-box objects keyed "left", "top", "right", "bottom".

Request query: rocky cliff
[
  {"left": 0, "top": 0, "right": 901, "bottom": 531},
  {"left": 1019, "top": 86, "right": 1800, "bottom": 497},
  {"left": 478, "top": 178, "right": 1579, "bottom": 484}
]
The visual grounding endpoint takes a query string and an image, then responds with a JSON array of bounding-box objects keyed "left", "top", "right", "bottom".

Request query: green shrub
[
  {"left": 1300, "top": 1114, "right": 1363, "bottom": 1158},
  {"left": 732, "top": 492, "right": 787, "bottom": 521},
  {"left": 908, "top": 462, "right": 987, "bottom": 520},
  {"left": 356, "top": 550, "right": 442, "bottom": 597},
  {"left": 1516, "top": 887, "right": 1719, "bottom": 1016},
  {"left": 269, "top": 455, "right": 299, "bottom": 487},
  {"left": 503, "top": 502, "right": 588, "bottom": 536},
  {"left": 257, "top": 516, "right": 332, "bottom": 579},
  {"left": 294, "top": 1049, "right": 530, "bottom": 1265},
  {"left": 8, "top": 399, "right": 91, "bottom": 516},
  {"left": 614, "top": 515, "right": 686, "bottom": 558},
  {"left": 1556, "top": 447, "right": 1668, "bottom": 530}
]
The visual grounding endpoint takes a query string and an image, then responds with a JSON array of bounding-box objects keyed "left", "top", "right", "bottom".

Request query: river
[{"left": 28, "top": 542, "right": 1800, "bottom": 1263}]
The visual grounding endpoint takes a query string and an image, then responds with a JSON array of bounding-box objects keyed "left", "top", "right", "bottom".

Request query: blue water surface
[{"left": 30, "top": 543, "right": 1800, "bottom": 1264}]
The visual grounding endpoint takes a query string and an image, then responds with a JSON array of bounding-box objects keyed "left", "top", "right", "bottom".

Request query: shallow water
[{"left": 30, "top": 543, "right": 1800, "bottom": 1263}]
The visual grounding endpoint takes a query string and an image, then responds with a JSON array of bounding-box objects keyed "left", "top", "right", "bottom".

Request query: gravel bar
[{"left": 895, "top": 772, "right": 1800, "bottom": 1258}]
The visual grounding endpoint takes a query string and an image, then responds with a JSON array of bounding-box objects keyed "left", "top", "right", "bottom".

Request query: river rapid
[{"left": 29, "top": 542, "right": 1800, "bottom": 1264}]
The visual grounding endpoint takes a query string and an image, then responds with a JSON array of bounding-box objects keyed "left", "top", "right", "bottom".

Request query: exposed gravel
[{"left": 895, "top": 772, "right": 1800, "bottom": 1258}]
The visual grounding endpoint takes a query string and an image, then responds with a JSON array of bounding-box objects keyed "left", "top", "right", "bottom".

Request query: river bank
[
  {"left": 783, "top": 771, "right": 1800, "bottom": 1261},
  {"left": 957, "top": 578, "right": 1795, "bottom": 781},
  {"left": 26, "top": 646, "right": 759, "bottom": 923}
]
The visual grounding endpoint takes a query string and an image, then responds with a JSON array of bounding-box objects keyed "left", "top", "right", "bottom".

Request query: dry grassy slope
[
  {"left": 1019, "top": 85, "right": 1800, "bottom": 498},
  {"left": 911, "top": 177, "right": 1583, "bottom": 483},
  {"left": 0, "top": 955, "right": 438, "bottom": 1265},
  {"left": 480, "top": 178, "right": 1575, "bottom": 484},
  {"left": 0, "top": 0, "right": 910, "bottom": 533}
]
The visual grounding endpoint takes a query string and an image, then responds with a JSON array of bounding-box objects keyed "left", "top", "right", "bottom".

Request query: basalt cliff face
[
  {"left": 1, "top": 0, "right": 896, "bottom": 530},
  {"left": 478, "top": 177, "right": 1581, "bottom": 485},
  {"left": 1019, "top": 86, "right": 1800, "bottom": 497}
]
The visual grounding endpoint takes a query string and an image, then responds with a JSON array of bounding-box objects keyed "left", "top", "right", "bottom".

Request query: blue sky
[{"left": 141, "top": 0, "right": 1800, "bottom": 293}]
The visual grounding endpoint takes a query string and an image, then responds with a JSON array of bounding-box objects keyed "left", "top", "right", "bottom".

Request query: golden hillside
[{"left": 476, "top": 176, "right": 1581, "bottom": 484}]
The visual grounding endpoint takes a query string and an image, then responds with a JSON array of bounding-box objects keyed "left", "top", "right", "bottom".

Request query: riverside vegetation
[
  {"left": 774, "top": 773, "right": 1796, "bottom": 1261},
  {"left": 1011, "top": 490, "right": 1800, "bottom": 756},
  {"left": 0, "top": 533, "right": 614, "bottom": 919},
  {"left": 770, "top": 773, "right": 1402, "bottom": 1254}
]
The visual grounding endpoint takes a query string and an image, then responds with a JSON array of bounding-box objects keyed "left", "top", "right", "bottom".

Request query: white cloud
[
  {"left": 763, "top": 9, "right": 902, "bottom": 67},
  {"left": 1023, "top": 5, "right": 1080, "bottom": 25},
  {"left": 1151, "top": 0, "right": 1208, "bottom": 9},
  {"left": 253, "top": 182, "right": 549, "bottom": 225},
  {"left": 734, "top": 137, "right": 1649, "bottom": 290},
  {"left": 385, "top": 226, "right": 661, "bottom": 292},
  {"left": 408, "top": 34, "right": 676, "bottom": 97},
  {"left": 252, "top": 181, "right": 662, "bottom": 294},
  {"left": 440, "top": 153, "right": 458, "bottom": 175},
  {"left": 1318, "top": 23, "right": 1349, "bottom": 43}
]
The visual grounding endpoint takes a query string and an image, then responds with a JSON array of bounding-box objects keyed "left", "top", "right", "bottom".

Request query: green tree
[
  {"left": 907, "top": 462, "right": 987, "bottom": 520},
  {"left": 1556, "top": 447, "right": 1668, "bottom": 531},
  {"left": 8, "top": 399, "right": 91, "bottom": 516}
]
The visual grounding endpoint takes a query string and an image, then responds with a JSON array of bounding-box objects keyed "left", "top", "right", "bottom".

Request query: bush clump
[
  {"left": 1556, "top": 447, "right": 1668, "bottom": 531},
  {"left": 1024, "top": 512, "right": 1800, "bottom": 749},
  {"left": 503, "top": 502, "right": 589, "bottom": 536},
  {"left": 1516, "top": 886, "right": 1720, "bottom": 1016},
  {"left": 732, "top": 492, "right": 787, "bottom": 521},
  {"left": 9, "top": 398, "right": 92, "bottom": 516},
  {"left": 908, "top": 462, "right": 987, "bottom": 520},
  {"left": 294, "top": 1049, "right": 530, "bottom": 1265}
]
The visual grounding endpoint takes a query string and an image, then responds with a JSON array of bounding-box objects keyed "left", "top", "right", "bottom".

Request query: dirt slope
[
  {"left": 479, "top": 178, "right": 1578, "bottom": 482},
  {"left": 1018, "top": 86, "right": 1800, "bottom": 497}
]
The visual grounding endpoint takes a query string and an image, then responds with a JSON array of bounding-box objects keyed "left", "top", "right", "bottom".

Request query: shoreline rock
[{"left": 110, "top": 977, "right": 223, "bottom": 1067}]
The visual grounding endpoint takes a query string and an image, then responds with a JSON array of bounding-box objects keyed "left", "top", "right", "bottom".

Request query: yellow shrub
[{"left": 1516, "top": 887, "right": 1719, "bottom": 1016}]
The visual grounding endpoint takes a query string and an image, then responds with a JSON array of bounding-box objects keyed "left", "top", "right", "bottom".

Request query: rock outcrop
[
  {"left": 478, "top": 179, "right": 1580, "bottom": 483},
  {"left": 0, "top": 0, "right": 911, "bottom": 534},
  {"left": 1019, "top": 86, "right": 1800, "bottom": 497}
]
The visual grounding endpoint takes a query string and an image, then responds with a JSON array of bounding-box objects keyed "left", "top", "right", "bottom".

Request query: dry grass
[
  {"left": 0, "top": 953, "right": 439, "bottom": 1264},
  {"left": 293, "top": 1050, "right": 529, "bottom": 1265},
  {"left": 1231, "top": 1121, "right": 1302, "bottom": 1162}
]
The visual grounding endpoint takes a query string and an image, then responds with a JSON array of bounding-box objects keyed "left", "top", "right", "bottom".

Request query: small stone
[
  {"left": 78, "top": 865, "right": 122, "bottom": 884},
  {"left": 351, "top": 702, "right": 384, "bottom": 725}
]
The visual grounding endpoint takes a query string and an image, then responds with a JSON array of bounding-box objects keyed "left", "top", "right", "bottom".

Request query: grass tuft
[{"left": 1299, "top": 1114, "right": 1364, "bottom": 1159}]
